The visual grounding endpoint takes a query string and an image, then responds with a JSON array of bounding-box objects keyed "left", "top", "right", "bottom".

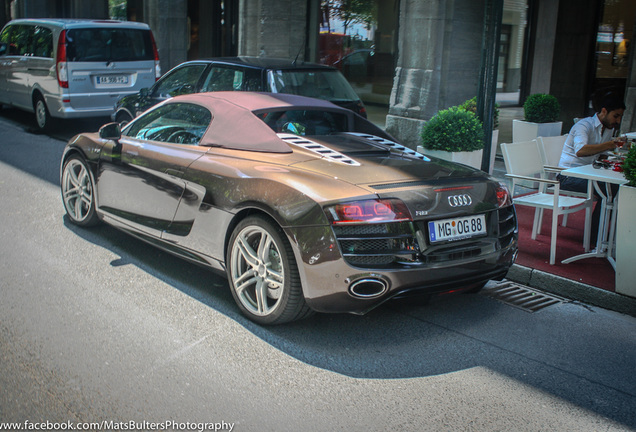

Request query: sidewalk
[{"left": 493, "top": 107, "right": 635, "bottom": 317}]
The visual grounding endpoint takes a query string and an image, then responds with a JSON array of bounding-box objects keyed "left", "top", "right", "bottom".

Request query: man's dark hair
[{"left": 598, "top": 92, "right": 626, "bottom": 113}]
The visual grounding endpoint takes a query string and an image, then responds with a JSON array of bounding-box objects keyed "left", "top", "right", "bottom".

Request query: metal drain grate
[{"left": 481, "top": 281, "right": 566, "bottom": 312}]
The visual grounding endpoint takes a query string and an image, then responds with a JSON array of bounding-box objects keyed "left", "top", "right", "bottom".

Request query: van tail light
[
  {"left": 325, "top": 199, "right": 412, "bottom": 225},
  {"left": 56, "top": 30, "right": 68, "bottom": 88},
  {"left": 150, "top": 31, "right": 161, "bottom": 80}
]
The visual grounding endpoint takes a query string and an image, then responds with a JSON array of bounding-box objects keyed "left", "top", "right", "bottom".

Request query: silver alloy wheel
[
  {"left": 229, "top": 225, "right": 285, "bottom": 317},
  {"left": 62, "top": 158, "right": 94, "bottom": 224},
  {"left": 35, "top": 98, "right": 49, "bottom": 130}
]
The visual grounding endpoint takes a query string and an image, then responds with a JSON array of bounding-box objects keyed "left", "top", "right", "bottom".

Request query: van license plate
[
  {"left": 428, "top": 215, "right": 486, "bottom": 243},
  {"left": 97, "top": 75, "right": 128, "bottom": 85}
]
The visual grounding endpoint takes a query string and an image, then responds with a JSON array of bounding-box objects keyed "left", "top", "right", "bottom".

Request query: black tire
[
  {"left": 61, "top": 155, "right": 100, "bottom": 227},
  {"left": 226, "top": 215, "right": 311, "bottom": 325},
  {"left": 33, "top": 94, "right": 52, "bottom": 132}
]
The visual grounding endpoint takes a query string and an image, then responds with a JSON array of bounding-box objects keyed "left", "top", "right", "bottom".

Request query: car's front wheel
[
  {"left": 61, "top": 156, "right": 100, "bottom": 227},
  {"left": 226, "top": 215, "right": 310, "bottom": 324}
]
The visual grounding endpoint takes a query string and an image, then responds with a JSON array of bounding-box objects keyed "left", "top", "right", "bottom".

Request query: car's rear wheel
[
  {"left": 61, "top": 156, "right": 100, "bottom": 227},
  {"left": 226, "top": 215, "right": 310, "bottom": 324},
  {"left": 33, "top": 94, "right": 52, "bottom": 132}
]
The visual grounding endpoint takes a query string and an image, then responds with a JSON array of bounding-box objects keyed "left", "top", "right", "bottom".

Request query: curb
[{"left": 506, "top": 264, "right": 636, "bottom": 318}]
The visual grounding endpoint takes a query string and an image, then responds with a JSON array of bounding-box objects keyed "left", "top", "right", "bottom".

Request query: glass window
[
  {"left": 32, "top": 26, "right": 53, "bottom": 58},
  {"left": 152, "top": 64, "right": 207, "bottom": 98},
  {"left": 318, "top": 0, "right": 398, "bottom": 106},
  {"left": 201, "top": 66, "right": 245, "bottom": 92},
  {"left": 256, "top": 109, "right": 349, "bottom": 135},
  {"left": 3, "top": 25, "right": 32, "bottom": 56},
  {"left": 266, "top": 69, "right": 360, "bottom": 101},
  {"left": 124, "top": 103, "right": 211, "bottom": 145},
  {"left": 66, "top": 28, "right": 155, "bottom": 62},
  {"left": 594, "top": 0, "right": 634, "bottom": 80}
]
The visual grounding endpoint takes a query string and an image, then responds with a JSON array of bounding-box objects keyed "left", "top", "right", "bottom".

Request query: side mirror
[
  {"left": 0, "top": 43, "right": 7, "bottom": 56},
  {"left": 99, "top": 122, "right": 122, "bottom": 140},
  {"left": 139, "top": 87, "right": 150, "bottom": 97}
]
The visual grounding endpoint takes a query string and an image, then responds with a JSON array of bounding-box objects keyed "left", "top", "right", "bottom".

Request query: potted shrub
[
  {"left": 616, "top": 143, "right": 636, "bottom": 297},
  {"left": 512, "top": 93, "right": 563, "bottom": 142},
  {"left": 417, "top": 106, "right": 485, "bottom": 169},
  {"left": 459, "top": 96, "right": 500, "bottom": 173}
]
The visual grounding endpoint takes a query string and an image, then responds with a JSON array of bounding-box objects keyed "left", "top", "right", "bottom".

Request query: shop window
[
  {"left": 592, "top": 0, "right": 635, "bottom": 103},
  {"left": 318, "top": 0, "right": 398, "bottom": 106}
]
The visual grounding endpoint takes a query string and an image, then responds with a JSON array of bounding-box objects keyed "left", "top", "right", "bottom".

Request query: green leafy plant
[
  {"left": 420, "top": 106, "right": 484, "bottom": 152},
  {"left": 458, "top": 96, "right": 499, "bottom": 129},
  {"left": 523, "top": 93, "right": 560, "bottom": 123},
  {"left": 623, "top": 144, "right": 636, "bottom": 187}
]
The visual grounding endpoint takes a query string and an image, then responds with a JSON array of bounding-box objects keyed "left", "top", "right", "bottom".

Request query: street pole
[{"left": 477, "top": 0, "right": 504, "bottom": 173}]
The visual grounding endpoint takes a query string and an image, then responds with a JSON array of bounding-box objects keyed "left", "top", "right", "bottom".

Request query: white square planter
[
  {"left": 512, "top": 119, "right": 562, "bottom": 142},
  {"left": 417, "top": 146, "right": 483, "bottom": 170},
  {"left": 616, "top": 184, "right": 636, "bottom": 297}
]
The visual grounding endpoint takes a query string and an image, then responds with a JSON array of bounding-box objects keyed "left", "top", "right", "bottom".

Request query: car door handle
[{"left": 165, "top": 168, "right": 185, "bottom": 178}]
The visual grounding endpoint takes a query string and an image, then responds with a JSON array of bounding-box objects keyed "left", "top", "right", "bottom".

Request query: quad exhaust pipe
[{"left": 349, "top": 278, "right": 388, "bottom": 298}]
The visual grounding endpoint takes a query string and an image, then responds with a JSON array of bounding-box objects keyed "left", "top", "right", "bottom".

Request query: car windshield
[
  {"left": 255, "top": 109, "right": 349, "bottom": 136},
  {"left": 123, "top": 103, "right": 211, "bottom": 145},
  {"left": 266, "top": 69, "right": 360, "bottom": 102}
]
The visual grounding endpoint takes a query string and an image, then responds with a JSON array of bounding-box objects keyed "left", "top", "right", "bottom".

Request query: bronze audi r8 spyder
[{"left": 61, "top": 92, "right": 518, "bottom": 324}]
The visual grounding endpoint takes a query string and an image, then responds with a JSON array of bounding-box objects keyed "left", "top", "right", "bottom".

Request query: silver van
[{"left": 0, "top": 19, "right": 160, "bottom": 131}]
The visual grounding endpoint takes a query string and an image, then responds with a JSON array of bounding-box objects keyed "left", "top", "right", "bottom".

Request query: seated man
[{"left": 557, "top": 93, "right": 626, "bottom": 247}]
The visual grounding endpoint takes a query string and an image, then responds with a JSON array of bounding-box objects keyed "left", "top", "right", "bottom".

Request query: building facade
[{"left": 2, "top": 0, "right": 635, "bottom": 147}]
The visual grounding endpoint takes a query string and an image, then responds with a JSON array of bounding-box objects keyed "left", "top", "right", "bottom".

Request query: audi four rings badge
[{"left": 448, "top": 194, "right": 472, "bottom": 207}]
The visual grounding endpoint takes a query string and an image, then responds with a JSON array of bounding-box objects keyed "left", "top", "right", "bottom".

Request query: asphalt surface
[{"left": 1, "top": 108, "right": 636, "bottom": 431}]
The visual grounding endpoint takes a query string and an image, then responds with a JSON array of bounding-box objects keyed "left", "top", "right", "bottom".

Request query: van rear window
[{"left": 65, "top": 28, "right": 154, "bottom": 62}]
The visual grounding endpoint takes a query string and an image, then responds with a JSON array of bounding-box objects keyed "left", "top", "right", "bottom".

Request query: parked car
[
  {"left": 112, "top": 56, "right": 367, "bottom": 124},
  {"left": 333, "top": 49, "right": 375, "bottom": 82},
  {"left": 62, "top": 92, "right": 518, "bottom": 325},
  {"left": 0, "top": 18, "right": 160, "bottom": 131}
]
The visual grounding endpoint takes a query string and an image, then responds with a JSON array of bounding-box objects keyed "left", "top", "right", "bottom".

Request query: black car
[{"left": 112, "top": 56, "right": 367, "bottom": 124}]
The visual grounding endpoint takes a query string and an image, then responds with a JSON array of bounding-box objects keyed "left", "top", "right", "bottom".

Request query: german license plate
[
  {"left": 96, "top": 75, "right": 128, "bottom": 85},
  {"left": 428, "top": 214, "right": 486, "bottom": 243}
]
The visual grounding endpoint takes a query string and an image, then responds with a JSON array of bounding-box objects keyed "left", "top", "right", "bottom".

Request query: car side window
[
  {"left": 32, "top": 26, "right": 52, "bottom": 58},
  {"left": 3, "top": 25, "right": 32, "bottom": 56},
  {"left": 201, "top": 67, "right": 244, "bottom": 92},
  {"left": 152, "top": 64, "right": 207, "bottom": 98},
  {"left": 123, "top": 103, "right": 211, "bottom": 146}
]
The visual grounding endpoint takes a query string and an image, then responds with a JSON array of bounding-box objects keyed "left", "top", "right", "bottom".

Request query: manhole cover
[{"left": 481, "top": 281, "right": 566, "bottom": 312}]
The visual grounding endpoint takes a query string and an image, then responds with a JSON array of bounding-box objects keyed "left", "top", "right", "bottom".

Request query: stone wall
[
  {"left": 144, "top": 0, "right": 188, "bottom": 75},
  {"left": 238, "top": 0, "right": 307, "bottom": 59},
  {"left": 386, "top": 0, "right": 486, "bottom": 149}
]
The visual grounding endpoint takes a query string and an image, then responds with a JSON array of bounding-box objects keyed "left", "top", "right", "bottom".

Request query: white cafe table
[{"left": 560, "top": 163, "right": 628, "bottom": 269}]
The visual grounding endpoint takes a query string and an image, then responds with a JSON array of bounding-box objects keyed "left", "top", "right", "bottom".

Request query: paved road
[{"left": 1, "top": 109, "right": 635, "bottom": 431}]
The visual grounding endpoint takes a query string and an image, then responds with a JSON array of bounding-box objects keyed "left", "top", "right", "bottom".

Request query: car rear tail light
[
  {"left": 150, "top": 31, "right": 161, "bottom": 80},
  {"left": 357, "top": 102, "right": 367, "bottom": 117},
  {"left": 325, "top": 199, "right": 412, "bottom": 225},
  {"left": 56, "top": 30, "right": 68, "bottom": 88},
  {"left": 496, "top": 183, "right": 512, "bottom": 208}
]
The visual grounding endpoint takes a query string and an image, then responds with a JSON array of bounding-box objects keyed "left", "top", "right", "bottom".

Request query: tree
[{"left": 323, "top": 0, "right": 376, "bottom": 35}]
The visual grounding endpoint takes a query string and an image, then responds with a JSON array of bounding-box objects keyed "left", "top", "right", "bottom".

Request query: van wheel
[
  {"left": 115, "top": 111, "right": 133, "bottom": 126},
  {"left": 34, "top": 95, "right": 52, "bottom": 132}
]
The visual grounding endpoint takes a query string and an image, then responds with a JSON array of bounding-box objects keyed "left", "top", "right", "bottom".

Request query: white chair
[
  {"left": 537, "top": 135, "right": 589, "bottom": 228},
  {"left": 501, "top": 140, "right": 593, "bottom": 265},
  {"left": 537, "top": 135, "right": 567, "bottom": 169}
]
